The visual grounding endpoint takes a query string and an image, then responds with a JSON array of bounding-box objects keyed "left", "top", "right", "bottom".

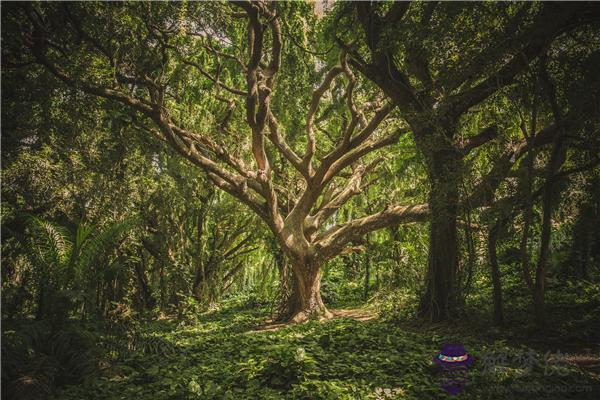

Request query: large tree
[
  {"left": 5, "top": 1, "right": 433, "bottom": 322},
  {"left": 333, "top": 1, "right": 599, "bottom": 321}
]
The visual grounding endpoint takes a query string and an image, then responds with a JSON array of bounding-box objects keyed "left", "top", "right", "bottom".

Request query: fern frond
[
  {"left": 26, "top": 218, "right": 72, "bottom": 269},
  {"left": 77, "top": 218, "right": 137, "bottom": 272}
]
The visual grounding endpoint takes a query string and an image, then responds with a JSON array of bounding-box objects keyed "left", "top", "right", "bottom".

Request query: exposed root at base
[{"left": 289, "top": 308, "right": 334, "bottom": 324}]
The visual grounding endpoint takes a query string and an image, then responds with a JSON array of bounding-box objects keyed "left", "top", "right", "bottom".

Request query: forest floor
[
  {"left": 53, "top": 299, "right": 600, "bottom": 400},
  {"left": 253, "top": 308, "right": 377, "bottom": 332}
]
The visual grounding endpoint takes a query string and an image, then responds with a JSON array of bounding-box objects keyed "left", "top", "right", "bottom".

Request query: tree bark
[
  {"left": 418, "top": 149, "right": 461, "bottom": 322},
  {"left": 285, "top": 259, "right": 333, "bottom": 323},
  {"left": 273, "top": 247, "right": 292, "bottom": 319}
]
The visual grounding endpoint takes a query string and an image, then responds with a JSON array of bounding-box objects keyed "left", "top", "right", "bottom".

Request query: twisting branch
[
  {"left": 24, "top": 6, "right": 282, "bottom": 227},
  {"left": 467, "top": 123, "right": 559, "bottom": 208},
  {"left": 340, "top": 52, "right": 367, "bottom": 133},
  {"left": 304, "top": 65, "right": 344, "bottom": 172},
  {"left": 284, "top": 104, "right": 401, "bottom": 231},
  {"left": 266, "top": 112, "right": 305, "bottom": 175},
  {"left": 352, "top": 2, "right": 421, "bottom": 113},
  {"left": 308, "top": 157, "right": 383, "bottom": 234},
  {"left": 231, "top": 1, "right": 286, "bottom": 232},
  {"left": 322, "top": 126, "right": 408, "bottom": 186}
]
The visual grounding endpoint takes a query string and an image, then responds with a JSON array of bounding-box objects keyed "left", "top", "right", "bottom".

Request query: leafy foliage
[{"left": 2, "top": 322, "right": 99, "bottom": 400}]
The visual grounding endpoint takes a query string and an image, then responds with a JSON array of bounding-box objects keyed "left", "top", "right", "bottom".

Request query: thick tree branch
[
  {"left": 458, "top": 125, "right": 498, "bottom": 155},
  {"left": 304, "top": 65, "right": 344, "bottom": 172},
  {"left": 467, "top": 124, "right": 559, "bottom": 209},
  {"left": 315, "top": 203, "right": 429, "bottom": 261},
  {"left": 322, "top": 126, "right": 409, "bottom": 186},
  {"left": 351, "top": 3, "right": 422, "bottom": 113},
  {"left": 266, "top": 112, "right": 305, "bottom": 176}
]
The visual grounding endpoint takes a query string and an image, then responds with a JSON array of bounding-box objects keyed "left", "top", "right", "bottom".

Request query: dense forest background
[{"left": 2, "top": 1, "right": 600, "bottom": 399}]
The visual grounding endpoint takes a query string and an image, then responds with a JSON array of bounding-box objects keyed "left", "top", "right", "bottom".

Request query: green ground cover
[{"left": 48, "top": 300, "right": 598, "bottom": 400}]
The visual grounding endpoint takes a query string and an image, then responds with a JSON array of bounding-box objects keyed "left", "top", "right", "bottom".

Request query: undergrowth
[
  {"left": 3, "top": 279, "right": 599, "bottom": 400},
  {"left": 49, "top": 300, "right": 599, "bottom": 399}
]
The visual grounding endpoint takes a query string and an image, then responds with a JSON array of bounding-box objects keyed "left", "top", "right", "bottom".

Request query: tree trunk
[
  {"left": 519, "top": 136, "right": 537, "bottom": 291},
  {"left": 533, "top": 136, "right": 566, "bottom": 328},
  {"left": 192, "top": 262, "right": 206, "bottom": 301},
  {"left": 134, "top": 252, "right": 155, "bottom": 309},
  {"left": 488, "top": 221, "right": 505, "bottom": 326},
  {"left": 273, "top": 247, "right": 292, "bottom": 319},
  {"left": 534, "top": 185, "right": 558, "bottom": 328},
  {"left": 418, "top": 150, "right": 461, "bottom": 322},
  {"left": 534, "top": 57, "right": 566, "bottom": 328},
  {"left": 570, "top": 204, "right": 594, "bottom": 279},
  {"left": 462, "top": 208, "right": 476, "bottom": 297},
  {"left": 363, "top": 251, "right": 371, "bottom": 300},
  {"left": 285, "top": 259, "right": 332, "bottom": 323}
]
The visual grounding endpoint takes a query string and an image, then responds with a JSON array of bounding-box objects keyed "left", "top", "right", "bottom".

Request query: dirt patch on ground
[
  {"left": 331, "top": 308, "right": 377, "bottom": 321},
  {"left": 251, "top": 308, "right": 377, "bottom": 332}
]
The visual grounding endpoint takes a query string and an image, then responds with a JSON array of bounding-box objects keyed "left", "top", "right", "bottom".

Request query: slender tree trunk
[
  {"left": 391, "top": 227, "right": 403, "bottom": 287},
  {"left": 571, "top": 204, "right": 593, "bottom": 279},
  {"left": 157, "top": 262, "right": 166, "bottom": 310},
  {"left": 519, "top": 105, "right": 537, "bottom": 291},
  {"left": 192, "top": 263, "right": 205, "bottom": 301},
  {"left": 194, "top": 259, "right": 218, "bottom": 304},
  {"left": 533, "top": 167, "right": 562, "bottom": 327},
  {"left": 363, "top": 251, "right": 371, "bottom": 300},
  {"left": 462, "top": 204, "right": 476, "bottom": 298},
  {"left": 285, "top": 258, "right": 332, "bottom": 323},
  {"left": 518, "top": 138, "right": 537, "bottom": 291},
  {"left": 193, "top": 199, "right": 209, "bottom": 300},
  {"left": 95, "top": 280, "right": 101, "bottom": 316},
  {"left": 534, "top": 174, "right": 562, "bottom": 327},
  {"left": 488, "top": 221, "right": 505, "bottom": 326},
  {"left": 534, "top": 57, "right": 566, "bottom": 328},
  {"left": 519, "top": 201, "right": 535, "bottom": 291},
  {"left": 134, "top": 252, "right": 155, "bottom": 309},
  {"left": 418, "top": 150, "right": 462, "bottom": 322}
]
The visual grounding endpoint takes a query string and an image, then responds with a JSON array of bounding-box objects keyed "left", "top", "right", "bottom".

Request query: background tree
[{"left": 332, "top": 1, "right": 599, "bottom": 321}]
